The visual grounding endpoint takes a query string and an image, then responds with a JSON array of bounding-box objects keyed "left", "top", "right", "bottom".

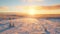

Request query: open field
[{"left": 0, "top": 15, "right": 60, "bottom": 34}]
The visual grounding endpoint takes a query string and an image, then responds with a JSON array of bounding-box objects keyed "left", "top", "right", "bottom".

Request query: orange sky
[{"left": 0, "top": 5, "right": 60, "bottom": 14}]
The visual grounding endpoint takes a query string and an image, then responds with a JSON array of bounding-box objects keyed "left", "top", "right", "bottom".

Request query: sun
[{"left": 27, "top": 8, "right": 36, "bottom": 15}]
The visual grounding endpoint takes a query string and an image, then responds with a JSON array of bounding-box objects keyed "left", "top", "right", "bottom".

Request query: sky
[
  {"left": 0, "top": 0, "right": 60, "bottom": 14},
  {"left": 0, "top": 0, "right": 60, "bottom": 6}
]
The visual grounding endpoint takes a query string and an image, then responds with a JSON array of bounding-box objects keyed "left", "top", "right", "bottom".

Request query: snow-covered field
[{"left": 0, "top": 18, "right": 60, "bottom": 34}]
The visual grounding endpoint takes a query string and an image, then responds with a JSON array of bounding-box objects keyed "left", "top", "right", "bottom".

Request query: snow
[{"left": 0, "top": 18, "right": 60, "bottom": 34}]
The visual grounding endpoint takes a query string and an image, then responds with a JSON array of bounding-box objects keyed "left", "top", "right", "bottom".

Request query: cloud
[
  {"left": 14, "top": 6, "right": 25, "bottom": 11},
  {"left": 0, "top": 4, "right": 60, "bottom": 13},
  {"left": 36, "top": 5, "right": 60, "bottom": 10},
  {"left": 12, "top": 5, "right": 60, "bottom": 13},
  {"left": 43, "top": 5, "right": 60, "bottom": 10},
  {"left": 27, "top": 0, "right": 32, "bottom": 2},
  {"left": 35, "top": 0, "right": 44, "bottom": 2},
  {"left": 22, "top": 0, "right": 44, "bottom": 3},
  {"left": 0, "top": 6, "right": 8, "bottom": 11},
  {"left": 15, "top": 6, "right": 29, "bottom": 9}
]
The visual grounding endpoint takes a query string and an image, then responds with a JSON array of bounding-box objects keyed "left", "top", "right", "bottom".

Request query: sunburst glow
[{"left": 27, "top": 7, "right": 36, "bottom": 15}]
